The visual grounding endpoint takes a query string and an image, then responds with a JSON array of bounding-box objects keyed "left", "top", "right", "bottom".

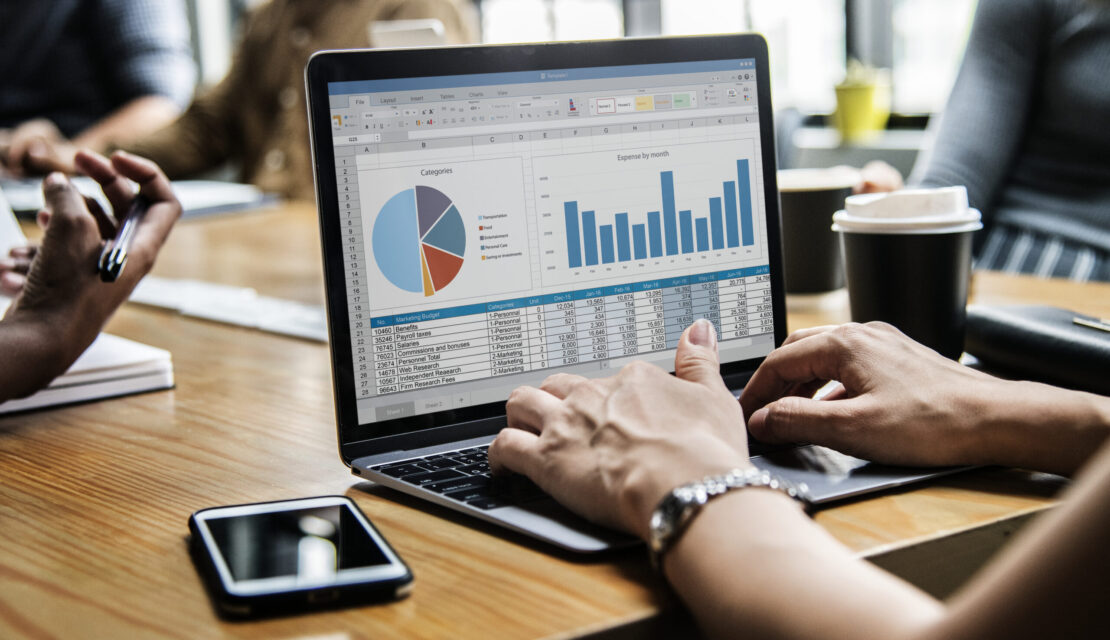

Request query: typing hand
[
  {"left": 740, "top": 322, "right": 1005, "bottom": 467},
  {"left": 488, "top": 320, "right": 752, "bottom": 539},
  {"left": 7, "top": 150, "right": 181, "bottom": 371}
]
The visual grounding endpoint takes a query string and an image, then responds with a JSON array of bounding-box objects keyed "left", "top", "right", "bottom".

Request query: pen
[
  {"left": 1073, "top": 316, "right": 1110, "bottom": 334},
  {"left": 98, "top": 195, "right": 150, "bottom": 283}
]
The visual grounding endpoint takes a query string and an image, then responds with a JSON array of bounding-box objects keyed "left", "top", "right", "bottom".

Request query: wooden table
[{"left": 2, "top": 203, "right": 1107, "bottom": 638}]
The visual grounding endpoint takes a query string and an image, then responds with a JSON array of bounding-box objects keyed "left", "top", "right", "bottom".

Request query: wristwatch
[{"left": 648, "top": 467, "right": 812, "bottom": 570}]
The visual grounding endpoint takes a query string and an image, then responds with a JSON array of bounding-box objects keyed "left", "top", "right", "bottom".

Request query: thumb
[
  {"left": 40, "top": 173, "right": 99, "bottom": 256},
  {"left": 674, "top": 319, "right": 726, "bottom": 390},
  {"left": 41, "top": 173, "right": 89, "bottom": 229}
]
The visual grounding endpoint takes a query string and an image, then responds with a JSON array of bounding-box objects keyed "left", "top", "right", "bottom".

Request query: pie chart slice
[
  {"left": 372, "top": 185, "right": 465, "bottom": 296},
  {"left": 422, "top": 243, "right": 465, "bottom": 291},
  {"left": 371, "top": 189, "right": 423, "bottom": 293}
]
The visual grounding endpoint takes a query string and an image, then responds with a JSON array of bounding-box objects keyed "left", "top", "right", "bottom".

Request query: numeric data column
[
  {"left": 371, "top": 325, "right": 396, "bottom": 395},
  {"left": 336, "top": 145, "right": 371, "bottom": 397},
  {"left": 606, "top": 290, "right": 640, "bottom": 358},
  {"left": 744, "top": 273, "right": 774, "bottom": 337},
  {"left": 691, "top": 280, "right": 722, "bottom": 337},
  {"left": 544, "top": 297, "right": 581, "bottom": 367},
  {"left": 661, "top": 283, "right": 695, "bottom": 348},
  {"left": 717, "top": 276, "right": 749, "bottom": 339},
  {"left": 634, "top": 286, "right": 668, "bottom": 353},
  {"left": 525, "top": 298, "right": 548, "bottom": 371},
  {"left": 575, "top": 295, "right": 610, "bottom": 362}
]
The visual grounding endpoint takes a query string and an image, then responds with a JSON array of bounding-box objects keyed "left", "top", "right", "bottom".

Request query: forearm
[
  {"left": 72, "top": 96, "right": 182, "bottom": 153},
  {"left": 117, "top": 72, "right": 244, "bottom": 181},
  {"left": 970, "top": 380, "right": 1110, "bottom": 476},
  {"left": 665, "top": 490, "right": 944, "bottom": 639},
  {"left": 0, "top": 313, "right": 71, "bottom": 402}
]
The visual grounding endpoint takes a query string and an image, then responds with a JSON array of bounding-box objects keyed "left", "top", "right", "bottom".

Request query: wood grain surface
[{"left": 2, "top": 202, "right": 1106, "bottom": 638}]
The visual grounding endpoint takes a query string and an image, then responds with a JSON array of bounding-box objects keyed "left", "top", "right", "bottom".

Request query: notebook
[
  {"left": 0, "top": 186, "right": 174, "bottom": 415},
  {"left": 305, "top": 34, "right": 959, "bottom": 552}
]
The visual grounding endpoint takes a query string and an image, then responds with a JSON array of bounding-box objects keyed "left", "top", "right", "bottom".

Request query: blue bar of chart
[
  {"left": 615, "top": 213, "right": 631, "bottom": 262},
  {"left": 679, "top": 210, "right": 694, "bottom": 254},
  {"left": 565, "top": 202, "right": 582, "bottom": 268},
  {"left": 599, "top": 224, "right": 615, "bottom": 264},
  {"left": 562, "top": 161, "right": 756, "bottom": 267},
  {"left": 632, "top": 224, "right": 647, "bottom": 260},
  {"left": 582, "top": 210, "right": 598, "bottom": 265}
]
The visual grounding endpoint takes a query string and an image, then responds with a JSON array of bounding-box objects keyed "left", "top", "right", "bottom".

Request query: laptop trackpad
[
  {"left": 494, "top": 499, "right": 637, "bottom": 552},
  {"left": 752, "top": 445, "right": 964, "bottom": 505}
]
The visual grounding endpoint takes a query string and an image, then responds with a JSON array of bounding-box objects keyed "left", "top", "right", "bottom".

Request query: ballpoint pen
[{"left": 98, "top": 195, "right": 150, "bottom": 283}]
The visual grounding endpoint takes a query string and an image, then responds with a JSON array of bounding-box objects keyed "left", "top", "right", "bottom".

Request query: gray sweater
[{"left": 919, "top": 0, "right": 1110, "bottom": 253}]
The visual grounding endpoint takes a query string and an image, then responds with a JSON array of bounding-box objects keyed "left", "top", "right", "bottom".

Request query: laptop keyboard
[{"left": 370, "top": 446, "right": 546, "bottom": 510}]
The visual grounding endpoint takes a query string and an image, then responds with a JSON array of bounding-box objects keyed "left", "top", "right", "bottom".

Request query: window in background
[
  {"left": 660, "top": 0, "right": 845, "bottom": 112},
  {"left": 480, "top": 0, "right": 623, "bottom": 44},
  {"left": 891, "top": 0, "right": 975, "bottom": 113}
]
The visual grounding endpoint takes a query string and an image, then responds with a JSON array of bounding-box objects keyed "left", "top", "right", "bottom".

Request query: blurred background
[{"left": 188, "top": 0, "right": 977, "bottom": 176}]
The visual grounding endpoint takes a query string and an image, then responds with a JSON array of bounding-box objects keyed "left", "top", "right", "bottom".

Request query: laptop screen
[{"left": 324, "top": 55, "right": 776, "bottom": 428}]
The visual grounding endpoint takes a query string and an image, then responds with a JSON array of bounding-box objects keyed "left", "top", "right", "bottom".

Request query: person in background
[
  {"left": 0, "top": 0, "right": 478, "bottom": 295},
  {"left": 489, "top": 319, "right": 1110, "bottom": 639},
  {"left": 119, "top": 0, "right": 478, "bottom": 202},
  {"left": 0, "top": 151, "right": 182, "bottom": 402},
  {"left": 865, "top": 0, "right": 1110, "bottom": 282},
  {"left": 0, "top": 1, "right": 196, "bottom": 176}
]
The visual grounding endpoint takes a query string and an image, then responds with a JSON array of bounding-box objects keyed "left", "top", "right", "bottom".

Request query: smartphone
[{"left": 188, "top": 495, "right": 413, "bottom": 619}]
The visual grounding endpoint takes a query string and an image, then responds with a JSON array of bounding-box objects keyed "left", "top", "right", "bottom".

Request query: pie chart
[{"left": 372, "top": 186, "right": 466, "bottom": 297}]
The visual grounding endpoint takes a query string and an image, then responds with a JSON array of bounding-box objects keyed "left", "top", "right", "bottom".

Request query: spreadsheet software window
[{"left": 327, "top": 59, "right": 775, "bottom": 425}]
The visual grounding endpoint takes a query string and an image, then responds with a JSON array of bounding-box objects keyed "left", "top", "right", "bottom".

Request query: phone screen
[{"left": 204, "top": 503, "right": 391, "bottom": 583}]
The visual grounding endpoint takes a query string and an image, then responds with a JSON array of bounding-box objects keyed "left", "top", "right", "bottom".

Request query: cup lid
[
  {"left": 832, "top": 186, "right": 983, "bottom": 234},
  {"left": 777, "top": 167, "right": 860, "bottom": 192}
]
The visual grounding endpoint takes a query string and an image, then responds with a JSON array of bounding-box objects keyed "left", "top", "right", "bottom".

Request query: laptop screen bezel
[{"left": 305, "top": 34, "right": 787, "bottom": 464}]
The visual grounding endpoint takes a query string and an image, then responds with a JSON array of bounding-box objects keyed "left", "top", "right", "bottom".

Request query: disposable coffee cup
[
  {"left": 833, "top": 186, "right": 982, "bottom": 359},
  {"left": 777, "top": 168, "right": 858, "bottom": 294}
]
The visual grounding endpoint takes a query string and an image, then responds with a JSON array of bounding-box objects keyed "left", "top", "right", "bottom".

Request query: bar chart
[
  {"left": 563, "top": 160, "right": 755, "bottom": 269},
  {"left": 533, "top": 138, "right": 764, "bottom": 287}
]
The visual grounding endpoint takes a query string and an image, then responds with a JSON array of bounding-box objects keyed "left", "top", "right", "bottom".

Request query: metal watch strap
[{"left": 648, "top": 467, "right": 812, "bottom": 570}]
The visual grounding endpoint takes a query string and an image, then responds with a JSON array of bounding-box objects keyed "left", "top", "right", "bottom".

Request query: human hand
[
  {"left": 0, "top": 119, "right": 78, "bottom": 176},
  {"left": 854, "top": 160, "right": 903, "bottom": 194},
  {"left": 488, "top": 320, "right": 753, "bottom": 540},
  {"left": 740, "top": 322, "right": 1012, "bottom": 467},
  {"left": 6, "top": 150, "right": 181, "bottom": 368}
]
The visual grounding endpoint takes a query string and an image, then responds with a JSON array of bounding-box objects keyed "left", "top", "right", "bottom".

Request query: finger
[
  {"left": 107, "top": 151, "right": 181, "bottom": 262},
  {"left": 539, "top": 372, "right": 590, "bottom": 399},
  {"left": 487, "top": 427, "right": 543, "bottom": 477},
  {"left": 739, "top": 330, "right": 854, "bottom": 420},
  {"left": 0, "top": 256, "right": 32, "bottom": 274},
  {"left": 0, "top": 271, "right": 25, "bottom": 297},
  {"left": 9, "top": 245, "right": 37, "bottom": 260},
  {"left": 74, "top": 150, "right": 134, "bottom": 214},
  {"left": 108, "top": 150, "right": 176, "bottom": 206},
  {"left": 781, "top": 324, "right": 839, "bottom": 347},
  {"left": 673, "top": 319, "right": 726, "bottom": 391},
  {"left": 83, "top": 196, "right": 118, "bottom": 239},
  {"left": 41, "top": 173, "right": 93, "bottom": 232},
  {"left": 746, "top": 395, "right": 864, "bottom": 446},
  {"left": 505, "top": 385, "right": 562, "bottom": 434}
]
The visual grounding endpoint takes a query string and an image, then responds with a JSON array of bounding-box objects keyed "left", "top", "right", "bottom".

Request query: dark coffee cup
[
  {"left": 833, "top": 188, "right": 982, "bottom": 359},
  {"left": 777, "top": 169, "right": 857, "bottom": 294}
]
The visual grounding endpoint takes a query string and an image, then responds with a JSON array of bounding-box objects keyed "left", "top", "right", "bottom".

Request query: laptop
[{"left": 305, "top": 34, "right": 959, "bottom": 553}]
